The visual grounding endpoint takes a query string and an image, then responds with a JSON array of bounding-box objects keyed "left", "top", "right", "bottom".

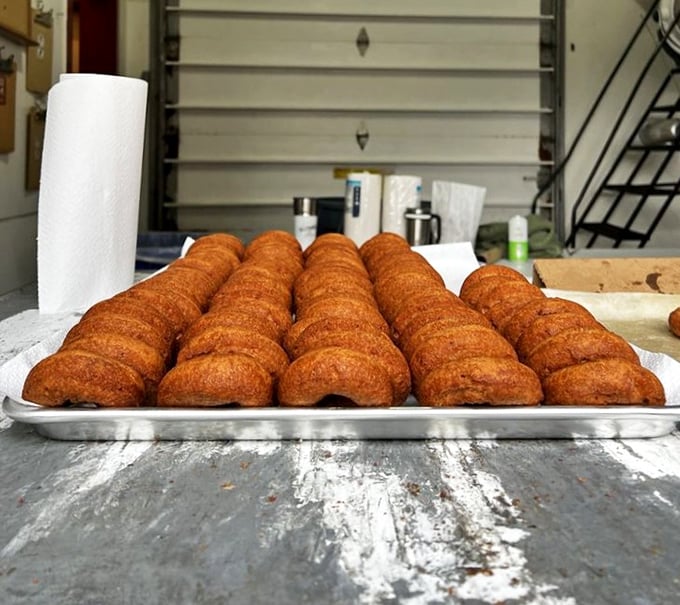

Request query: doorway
[{"left": 67, "top": 0, "right": 118, "bottom": 74}]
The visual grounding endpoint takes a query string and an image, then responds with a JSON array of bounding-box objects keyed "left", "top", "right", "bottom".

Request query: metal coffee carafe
[{"left": 404, "top": 207, "right": 441, "bottom": 246}]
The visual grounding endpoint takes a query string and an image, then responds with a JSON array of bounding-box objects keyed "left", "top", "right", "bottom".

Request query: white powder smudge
[
  {"left": 0, "top": 415, "right": 12, "bottom": 431},
  {"left": 0, "top": 441, "right": 151, "bottom": 558},
  {"left": 274, "top": 440, "right": 575, "bottom": 605},
  {"left": 654, "top": 489, "right": 675, "bottom": 508},
  {"left": 234, "top": 440, "right": 281, "bottom": 457},
  {"left": 597, "top": 433, "right": 680, "bottom": 481}
]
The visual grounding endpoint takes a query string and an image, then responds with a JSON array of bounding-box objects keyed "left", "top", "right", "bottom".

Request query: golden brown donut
[
  {"left": 294, "top": 263, "right": 373, "bottom": 299},
  {"left": 157, "top": 354, "right": 273, "bottom": 407},
  {"left": 297, "top": 285, "right": 379, "bottom": 313},
  {"left": 63, "top": 313, "right": 172, "bottom": 354},
  {"left": 181, "top": 310, "right": 282, "bottom": 346},
  {"left": 23, "top": 350, "right": 146, "bottom": 407},
  {"left": 459, "top": 273, "right": 531, "bottom": 310},
  {"left": 390, "top": 296, "right": 468, "bottom": 342},
  {"left": 135, "top": 270, "right": 210, "bottom": 311},
  {"left": 162, "top": 265, "right": 221, "bottom": 306},
  {"left": 475, "top": 280, "right": 546, "bottom": 326},
  {"left": 188, "top": 232, "right": 245, "bottom": 259},
  {"left": 246, "top": 230, "right": 302, "bottom": 257},
  {"left": 499, "top": 297, "right": 597, "bottom": 347},
  {"left": 359, "top": 233, "right": 411, "bottom": 272},
  {"left": 294, "top": 296, "right": 389, "bottom": 333},
  {"left": 211, "top": 281, "right": 293, "bottom": 311},
  {"left": 60, "top": 333, "right": 166, "bottom": 404},
  {"left": 124, "top": 283, "right": 202, "bottom": 333},
  {"left": 171, "top": 254, "right": 237, "bottom": 290},
  {"left": 208, "top": 295, "right": 293, "bottom": 340},
  {"left": 278, "top": 347, "right": 394, "bottom": 407},
  {"left": 515, "top": 311, "right": 603, "bottom": 361},
  {"left": 408, "top": 325, "right": 518, "bottom": 386},
  {"left": 283, "top": 316, "right": 391, "bottom": 356},
  {"left": 383, "top": 289, "right": 464, "bottom": 325},
  {"left": 669, "top": 307, "right": 680, "bottom": 338},
  {"left": 304, "top": 233, "right": 358, "bottom": 258},
  {"left": 391, "top": 303, "right": 487, "bottom": 347},
  {"left": 400, "top": 315, "right": 494, "bottom": 361},
  {"left": 525, "top": 327, "right": 640, "bottom": 378},
  {"left": 459, "top": 264, "right": 528, "bottom": 301},
  {"left": 542, "top": 359, "right": 665, "bottom": 406},
  {"left": 81, "top": 296, "right": 174, "bottom": 342},
  {"left": 288, "top": 328, "right": 411, "bottom": 404},
  {"left": 224, "top": 266, "right": 293, "bottom": 307},
  {"left": 416, "top": 356, "right": 543, "bottom": 407},
  {"left": 177, "top": 326, "right": 290, "bottom": 381}
]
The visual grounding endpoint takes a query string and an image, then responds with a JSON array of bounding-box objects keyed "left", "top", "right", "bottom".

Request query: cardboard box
[
  {"left": 532, "top": 257, "right": 680, "bottom": 294},
  {"left": 0, "top": 0, "right": 30, "bottom": 39}
]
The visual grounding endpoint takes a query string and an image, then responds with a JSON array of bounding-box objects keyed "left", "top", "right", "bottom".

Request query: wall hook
[
  {"left": 356, "top": 27, "right": 370, "bottom": 57},
  {"left": 356, "top": 121, "right": 370, "bottom": 150}
]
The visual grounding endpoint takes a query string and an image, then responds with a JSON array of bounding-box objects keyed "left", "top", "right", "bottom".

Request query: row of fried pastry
[
  {"left": 156, "top": 230, "right": 302, "bottom": 407},
  {"left": 22, "top": 233, "right": 246, "bottom": 407},
  {"left": 360, "top": 233, "right": 543, "bottom": 406},
  {"left": 278, "top": 233, "right": 411, "bottom": 406},
  {"left": 459, "top": 264, "right": 665, "bottom": 405}
]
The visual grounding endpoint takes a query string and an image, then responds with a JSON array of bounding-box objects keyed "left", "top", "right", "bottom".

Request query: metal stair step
[
  {"left": 579, "top": 222, "right": 646, "bottom": 241},
  {"left": 602, "top": 183, "right": 679, "bottom": 195}
]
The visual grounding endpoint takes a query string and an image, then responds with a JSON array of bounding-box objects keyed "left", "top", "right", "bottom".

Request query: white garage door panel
[
  {"left": 174, "top": 0, "right": 541, "bottom": 20},
  {"left": 178, "top": 17, "right": 541, "bottom": 71},
  {"left": 177, "top": 111, "right": 539, "bottom": 163},
  {"left": 173, "top": 164, "right": 538, "bottom": 208},
  {"left": 162, "top": 0, "right": 552, "bottom": 231},
  {"left": 176, "top": 70, "right": 541, "bottom": 111}
]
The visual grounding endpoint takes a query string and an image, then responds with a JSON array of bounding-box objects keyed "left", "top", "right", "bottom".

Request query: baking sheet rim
[{"left": 4, "top": 397, "right": 680, "bottom": 441}]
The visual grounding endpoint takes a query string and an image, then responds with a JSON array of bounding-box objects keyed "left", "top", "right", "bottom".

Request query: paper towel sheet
[
  {"left": 412, "top": 241, "right": 480, "bottom": 295},
  {"left": 38, "top": 74, "right": 148, "bottom": 314},
  {"left": 432, "top": 180, "right": 486, "bottom": 244}
]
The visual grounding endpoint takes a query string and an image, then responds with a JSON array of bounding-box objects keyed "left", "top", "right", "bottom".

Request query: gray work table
[{"left": 1, "top": 288, "right": 680, "bottom": 605}]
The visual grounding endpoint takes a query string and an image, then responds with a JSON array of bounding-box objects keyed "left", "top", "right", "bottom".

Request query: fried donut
[
  {"left": 289, "top": 328, "right": 411, "bottom": 404},
  {"left": 390, "top": 296, "right": 468, "bottom": 342},
  {"left": 542, "top": 359, "right": 665, "bottom": 406},
  {"left": 157, "top": 354, "right": 273, "bottom": 407},
  {"left": 23, "top": 349, "right": 146, "bottom": 407},
  {"left": 304, "top": 233, "right": 358, "bottom": 258},
  {"left": 476, "top": 281, "right": 546, "bottom": 327},
  {"left": 171, "top": 254, "right": 238, "bottom": 290},
  {"left": 515, "top": 311, "right": 603, "bottom": 361},
  {"left": 278, "top": 347, "right": 394, "bottom": 407},
  {"left": 181, "top": 310, "right": 282, "bottom": 346},
  {"left": 499, "top": 297, "right": 597, "bottom": 347},
  {"left": 408, "top": 325, "right": 518, "bottom": 385},
  {"left": 81, "top": 296, "right": 174, "bottom": 342},
  {"left": 383, "top": 289, "right": 464, "bottom": 325},
  {"left": 246, "top": 230, "right": 302, "bottom": 257},
  {"left": 525, "top": 327, "right": 640, "bottom": 378},
  {"left": 283, "top": 316, "right": 391, "bottom": 357},
  {"left": 177, "top": 326, "right": 290, "bottom": 381},
  {"left": 63, "top": 313, "right": 172, "bottom": 354},
  {"left": 459, "top": 264, "right": 528, "bottom": 300},
  {"left": 211, "top": 281, "right": 293, "bottom": 311},
  {"left": 669, "top": 307, "right": 680, "bottom": 338},
  {"left": 400, "top": 315, "right": 494, "bottom": 361},
  {"left": 294, "top": 296, "right": 389, "bottom": 332},
  {"left": 416, "top": 357, "right": 543, "bottom": 407},
  {"left": 60, "top": 333, "right": 166, "bottom": 403},
  {"left": 391, "top": 303, "right": 490, "bottom": 347},
  {"left": 124, "top": 284, "right": 202, "bottom": 333},
  {"left": 189, "top": 232, "right": 245, "bottom": 259},
  {"left": 208, "top": 295, "right": 293, "bottom": 340}
]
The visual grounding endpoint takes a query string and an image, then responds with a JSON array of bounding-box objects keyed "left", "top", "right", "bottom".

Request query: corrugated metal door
[{"left": 152, "top": 0, "right": 559, "bottom": 238}]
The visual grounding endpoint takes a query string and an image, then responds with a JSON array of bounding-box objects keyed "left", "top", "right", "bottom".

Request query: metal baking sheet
[{"left": 4, "top": 397, "right": 680, "bottom": 441}]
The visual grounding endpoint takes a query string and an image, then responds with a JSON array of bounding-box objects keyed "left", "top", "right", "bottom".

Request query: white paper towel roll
[
  {"left": 381, "top": 175, "right": 422, "bottom": 236},
  {"left": 343, "top": 172, "right": 382, "bottom": 246},
  {"left": 37, "top": 74, "right": 148, "bottom": 314}
]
